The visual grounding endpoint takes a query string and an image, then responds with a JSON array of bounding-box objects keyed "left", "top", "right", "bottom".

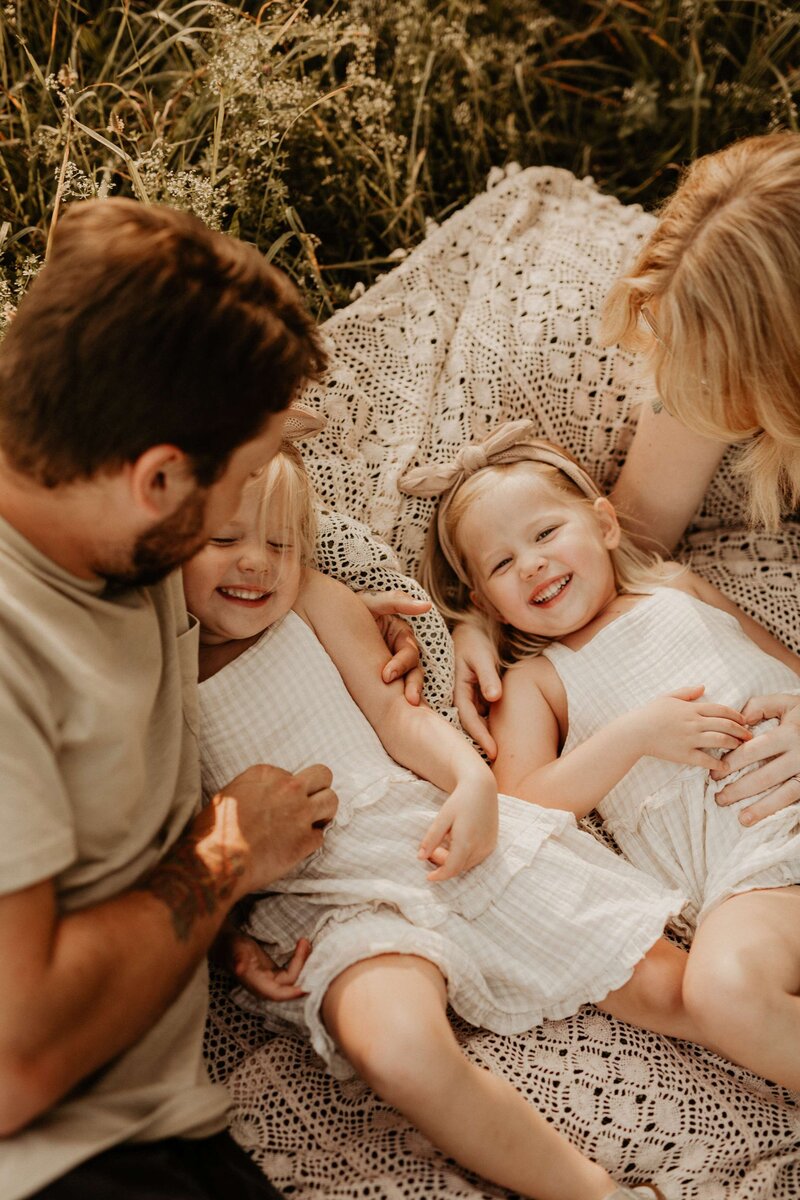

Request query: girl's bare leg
[
  {"left": 595, "top": 936, "right": 708, "bottom": 1044},
  {"left": 682, "top": 885, "right": 800, "bottom": 1091},
  {"left": 322, "top": 953, "right": 624, "bottom": 1200}
]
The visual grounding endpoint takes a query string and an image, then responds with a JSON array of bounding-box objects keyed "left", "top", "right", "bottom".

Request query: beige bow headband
[{"left": 399, "top": 419, "right": 602, "bottom": 586}]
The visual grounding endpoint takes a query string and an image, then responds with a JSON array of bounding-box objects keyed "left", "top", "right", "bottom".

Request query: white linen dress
[
  {"left": 198, "top": 611, "right": 683, "bottom": 1077},
  {"left": 543, "top": 587, "right": 800, "bottom": 934}
]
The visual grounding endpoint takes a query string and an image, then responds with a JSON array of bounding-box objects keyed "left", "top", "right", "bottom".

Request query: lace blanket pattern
[{"left": 206, "top": 165, "right": 800, "bottom": 1198}]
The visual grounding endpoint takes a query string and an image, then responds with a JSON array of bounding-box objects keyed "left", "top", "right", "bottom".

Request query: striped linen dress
[
  {"left": 543, "top": 587, "right": 800, "bottom": 934},
  {"left": 198, "top": 611, "right": 683, "bottom": 1077}
]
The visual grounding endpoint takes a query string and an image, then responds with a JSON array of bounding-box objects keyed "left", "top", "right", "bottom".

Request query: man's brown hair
[{"left": 0, "top": 199, "right": 326, "bottom": 486}]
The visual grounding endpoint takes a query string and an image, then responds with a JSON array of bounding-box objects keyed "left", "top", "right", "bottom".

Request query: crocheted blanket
[{"left": 205, "top": 166, "right": 800, "bottom": 1199}]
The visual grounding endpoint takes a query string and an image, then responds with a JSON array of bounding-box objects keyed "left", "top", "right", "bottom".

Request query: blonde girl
[
  {"left": 456, "top": 134, "right": 800, "bottom": 829},
  {"left": 181, "top": 443, "right": 708, "bottom": 1200},
  {"left": 405, "top": 420, "right": 800, "bottom": 1095}
]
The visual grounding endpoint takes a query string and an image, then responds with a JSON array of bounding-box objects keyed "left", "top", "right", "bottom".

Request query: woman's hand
[
  {"left": 711, "top": 693, "right": 800, "bottom": 824},
  {"left": 417, "top": 772, "right": 499, "bottom": 882},
  {"left": 212, "top": 921, "right": 311, "bottom": 1001},
  {"left": 453, "top": 621, "right": 502, "bottom": 759},
  {"left": 359, "top": 590, "right": 432, "bottom": 705},
  {"left": 634, "top": 685, "right": 752, "bottom": 769}
]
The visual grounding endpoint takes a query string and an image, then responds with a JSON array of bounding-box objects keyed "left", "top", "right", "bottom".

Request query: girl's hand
[
  {"left": 453, "top": 621, "right": 502, "bottom": 759},
  {"left": 418, "top": 775, "right": 499, "bottom": 882},
  {"left": 213, "top": 922, "right": 311, "bottom": 1001},
  {"left": 359, "top": 590, "right": 432, "bottom": 706},
  {"left": 711, "top": 693, "right": 800, "bottom": 824},
  {"left": 634, "top": 685, "right": 752, "bottom": 769}
]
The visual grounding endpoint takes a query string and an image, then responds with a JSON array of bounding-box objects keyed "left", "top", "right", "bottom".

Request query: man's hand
[
  {"left": 711, "top": 693, "right": 800, "bottom": 824},
  {"left": 213, "top": 923, "right": 311, "bottom": 1001},
  {"left": 197, "top": 763, "right": 338, "bottom": 901},
  {"left": 453, "top": 621, "right": 502, "bottom": 759},
  {"left": 359, "top": 589, "right": 431, "bottom": 705}
]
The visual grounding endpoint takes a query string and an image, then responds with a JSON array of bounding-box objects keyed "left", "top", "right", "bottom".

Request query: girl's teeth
[
  {"left": 534, "top": 576, "right": 570, "bottom": 604},
  {"left": 220, "top": 587, "right": 267, "bottom": 600}
]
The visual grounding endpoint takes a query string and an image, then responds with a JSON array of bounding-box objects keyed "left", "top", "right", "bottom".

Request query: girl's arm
[
  {"left": 491, "top": 656, "right": 749, "bottom": 817},
  {"left": 611, "top": 403, "right": 726, "bottom": 554},
  {"left": 297, "top": 570, "right": 498, "bottom": 880},
  {"left": 491, "top": 658, "right": 642, "bottom": 817}
]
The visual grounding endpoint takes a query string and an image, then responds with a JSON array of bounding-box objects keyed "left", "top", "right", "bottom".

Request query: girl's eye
[
  {"left": 536, "top": 526, "right": 557, "bottom": 542},
  {"left": 209, "top": 536, "right": 237, "bottom": 546},
  {"left": 490, "top": 556, "right": 511, "bottom": 575},
  {"left": 268, "top": 541, "right": 292, "bottom": 552}
]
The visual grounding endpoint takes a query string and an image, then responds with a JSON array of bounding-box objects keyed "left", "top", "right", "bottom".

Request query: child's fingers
[
  {"left": 425, "top": 846, "right": 449, "bottom": 866},
  {"left": 360, "top": 589, "right": 432, "bottom": 617},
  {"left": 418, "top": 811, "right": 453, "bottom": 861},
  {"left": 279, "top": 937, "right": 312, "bottom": 984},
  {"left": 697, "top": 703, "right": 750, "bottom": 726},
  {"left": 455, "top": 694, "right": 497, "bottom": 759},
  {"left": 402, "top": 664, "right": 424, "bottom": 706},
  {"left": 669, "top": 684, "right": 705, "bottom": 701},
  {"left": 698, "top": 732, "right": 749, "bottom": 752}
]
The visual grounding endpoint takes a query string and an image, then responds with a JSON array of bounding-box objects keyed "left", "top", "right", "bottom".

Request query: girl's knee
[
  {"left": 683, "top": 945, "right": 769, "bottom": 1034},
  {"left": 344, "top": 1004, "right": 459, "bottom": 1107},
  {"left": 322, "top": 954, "right": 455, "bottom": 1107}
]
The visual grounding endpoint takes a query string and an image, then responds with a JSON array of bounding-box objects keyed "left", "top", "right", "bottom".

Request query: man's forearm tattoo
[{"left": 135, "top": 835, "right": 246, "bottom": 943}]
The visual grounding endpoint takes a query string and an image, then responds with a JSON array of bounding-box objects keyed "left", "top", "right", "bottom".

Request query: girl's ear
[
  {"left": 469, "top": 588, "right": 502, "bottom": 621},
  {"left": 593, "top": 497, "right": 622, "bottom": 549}
]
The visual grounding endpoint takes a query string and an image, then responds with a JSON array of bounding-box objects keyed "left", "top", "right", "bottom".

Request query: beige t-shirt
[{"left": 0, "top": 517, "right": 230, "bottom": 1200}]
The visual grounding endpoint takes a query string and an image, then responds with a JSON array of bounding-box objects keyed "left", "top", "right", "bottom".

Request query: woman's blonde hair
[
  {"left": 247, "top": 441, "right": 318, "bottom": 567},
  {"left": 420, "top": 458, "right": 670, "bottom": 668},
  {"left": 602, "top": 132, "right": 800, "bottom": 530}
]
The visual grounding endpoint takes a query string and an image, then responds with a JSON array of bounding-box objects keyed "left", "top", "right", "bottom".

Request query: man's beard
[{"left": 98, "top": 489, "right": 209, "bottom": 593}]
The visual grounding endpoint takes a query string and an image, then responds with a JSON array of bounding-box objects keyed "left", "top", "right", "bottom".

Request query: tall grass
[{"left": 1, "top": 1, "right": 798, "bottom": 314}]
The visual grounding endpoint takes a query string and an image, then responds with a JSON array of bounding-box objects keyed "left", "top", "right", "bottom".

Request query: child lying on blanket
[
  {"left": 183, "top": 442, "right": 692, "bottom": 1200},
  {"left": 403, "top": 419, "right": 800, "bottom": 1094}
]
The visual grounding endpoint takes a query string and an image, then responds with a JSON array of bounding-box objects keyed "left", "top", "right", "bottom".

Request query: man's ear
[
  {"left": 126, "top": 445, "right": 197, "bottom": 519},
  {"left": 593, "top": 496, "right": 622, "bottom": 549}
]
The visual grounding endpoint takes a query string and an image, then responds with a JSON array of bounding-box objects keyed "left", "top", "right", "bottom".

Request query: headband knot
[{"left": 457, "top": 443, "right": 488, "bottom": 476}]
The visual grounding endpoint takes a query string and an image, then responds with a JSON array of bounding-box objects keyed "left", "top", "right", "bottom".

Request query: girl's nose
[
  {"left": 237, "top": 546, "right": 269, "bottom": 574},
  {"left": 519, "top": 549, "right": 546, "bottom": 579}
]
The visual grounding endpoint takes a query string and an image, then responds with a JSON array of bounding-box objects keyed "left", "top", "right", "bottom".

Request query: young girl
[
  {"left": 182, "top": 443, "right": 702, "bottom": 1200},
  {"left": 404, "top": 419, "right": 800, "bottom": 1095}
]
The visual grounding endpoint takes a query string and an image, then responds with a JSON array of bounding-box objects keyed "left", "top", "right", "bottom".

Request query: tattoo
[{"left": 135, "top": 834, "right": 246, "bottom": 943}]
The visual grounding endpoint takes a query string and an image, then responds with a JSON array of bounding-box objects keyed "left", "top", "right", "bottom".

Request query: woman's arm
[
  {"left": 297, "top": 570, "right": 498, "bottom": 880},
  {"left": 668, "top": 568, "right": 800, "bottom": 674},
  {"left": 611, "top": 403, "right": 727, "bottom": 553}
]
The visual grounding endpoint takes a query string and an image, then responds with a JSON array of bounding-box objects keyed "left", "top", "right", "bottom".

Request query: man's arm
[{"left": 0, "top": 762, "right": 336, "bottom": 1136}]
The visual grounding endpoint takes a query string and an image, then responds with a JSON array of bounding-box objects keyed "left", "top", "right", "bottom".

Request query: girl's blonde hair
[
  {"left": 602, "top": 131, "right": 800, "bottom": 530},
  {"left": 420, "top": 458, "right": 670, "bottom": 668},
  {"left": 247, "top": 441, "right": 318, "bottom": 567}
]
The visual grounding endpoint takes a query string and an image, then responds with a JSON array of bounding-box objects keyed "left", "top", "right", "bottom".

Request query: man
[{"left": 0, "top": 198, "right": 338, "bottom": 1199}]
